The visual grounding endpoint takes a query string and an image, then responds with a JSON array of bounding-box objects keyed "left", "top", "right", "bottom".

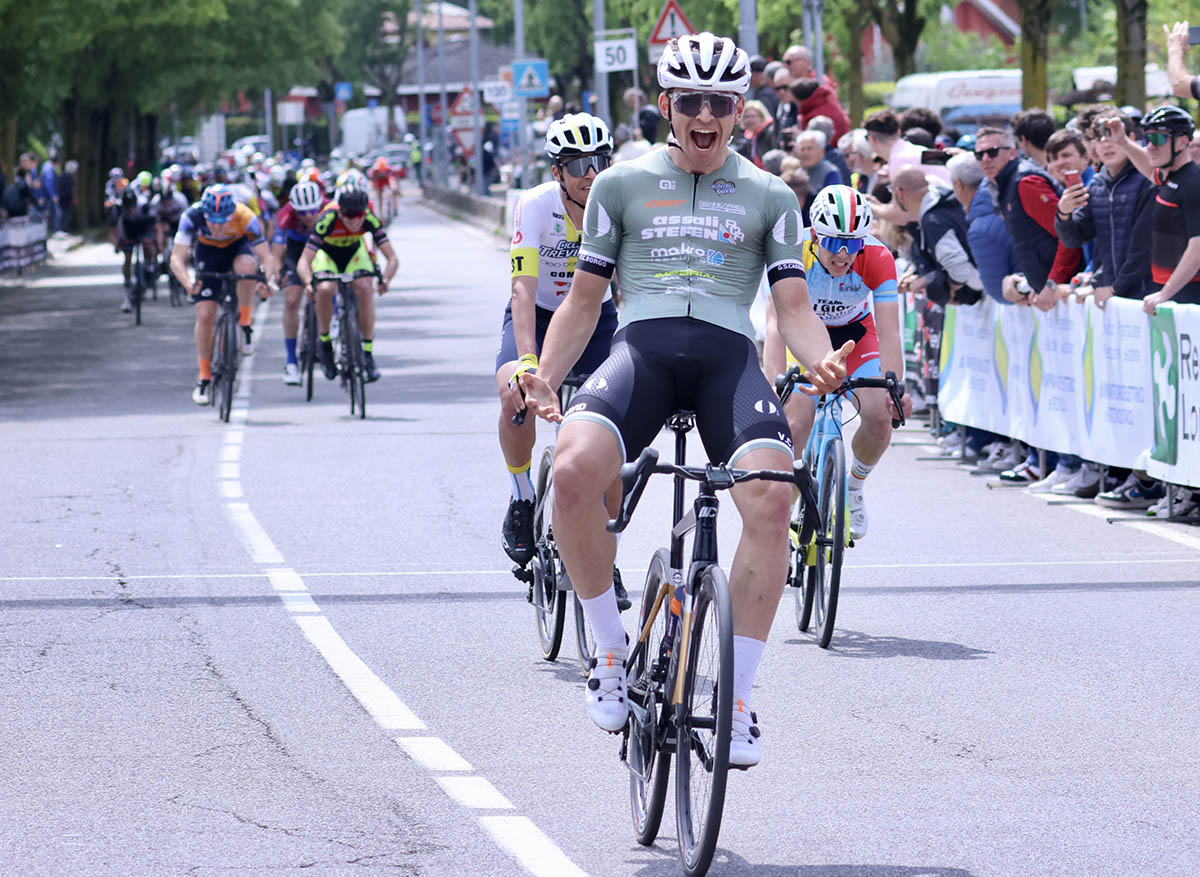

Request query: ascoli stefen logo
[{"left": 1150, "top": 308, "right": 1180, "bottom": 465}]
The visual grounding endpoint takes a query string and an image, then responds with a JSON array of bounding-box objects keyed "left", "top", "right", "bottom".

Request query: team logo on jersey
[
  {"left": 584, "top": 202, "right": 613, "bottom": 238},
  {"left": 583, "top": 375, "right": 608, "bottom": 393},
  {"left": 711, "top": 179, "right": 736, "bottom": 196},
  {"left": 645, "top": 199, "right": 686, "bottom": 208},
  {"left": 641, "top": 215, "right": 743, "bottom": 243},
  {"left": 697, "top": 199, "right": 746, "bottom": 216},
  {"left": 754, "top": 399, "right": 778, "bottom": 415},
  {"left": 540, "top": 240, "right": 579, "bottom": 260},
  {"left": 649, "top": 242, "right": 724, "bottom": 265},
  {"left": 512, "top": 231, "right": 523, "bottom": 245},
  {"left": 566, "top": 402, "right": 588, "bottom": 415},
  {"left": 660, "top": 179, "right": 676, "bottom": 190},
  {"left": 771, "top": 210, "right": 805, "bottom": 246}
]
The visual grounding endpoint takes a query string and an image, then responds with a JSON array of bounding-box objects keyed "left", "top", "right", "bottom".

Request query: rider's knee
[
  {"left": 553, "top": 442, "right": 614, "bottom": 512},
  {"left": 742, "top": 479, "right": 794, "bottom": 532},
  {"left": 860, "top": 393, "right": 893, "bottom": 437},
  {"left": 233, "top": 254, "right": 257, "bottom": 273}
]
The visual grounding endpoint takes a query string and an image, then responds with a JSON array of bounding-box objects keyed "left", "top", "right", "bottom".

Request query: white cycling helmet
[
  {"left": 545, "top": 113, "right": 614, "bottom": 158},
  {"left": 809, "top": 185, "right": 873, "bottom": 238},
  {"left": 289, "top": 180, "right": 323, "bottom": 211},
  {"left": 657, "top": 32, "right": 750, "bottom": 94}
]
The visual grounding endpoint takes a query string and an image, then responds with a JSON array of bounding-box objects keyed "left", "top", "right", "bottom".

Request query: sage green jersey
[{"left": 577, "top": 148, "right": 807, "bottom": 341}]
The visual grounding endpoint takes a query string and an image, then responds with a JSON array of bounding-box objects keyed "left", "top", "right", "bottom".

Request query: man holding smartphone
[{"left": 1166, "top": 21, "right": 1200, "bottom": 99}]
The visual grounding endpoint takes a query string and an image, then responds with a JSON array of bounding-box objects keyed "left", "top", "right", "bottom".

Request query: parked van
[{"left": 889, "top": 70, "right": 1023, "bottom": 134}]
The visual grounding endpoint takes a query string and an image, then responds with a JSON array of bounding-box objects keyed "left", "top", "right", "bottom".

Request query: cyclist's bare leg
[
  {"left": 495, "top": 362, "right": 536, "bottom": 467},
  {"left": 849, "top": 386, "right": 892, "bottom": 466},
  {"left": 551, "top": 420, "right": 623, "bottom": 600},
  {"left": 122, "top": 247, "right": 132, "bottom": 283},
  {"left": 353, "top": 276, "right": 375, "bottom": 338},
  {"left": 194, "top": 300, "right": 218, "bottom": 369},
  {"left": 783, "top": 395, "right": 816, "bottom": 461},
  {"left": 314, "top": 282, "right": 337, "bottom": 333},
  {"left": 233, "top": 253, "right": 258, "bottom": 324},
  {"left": 282, "top": 284, "right": 302, "bottom": 338},
  {"left": 728, "top": 446, "right": 795, "bottom": 640}
]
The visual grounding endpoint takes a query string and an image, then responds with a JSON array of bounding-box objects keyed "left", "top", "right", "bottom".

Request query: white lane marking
[
  {"left": 434, "top": 776, "right": 515, "bottom": 810},
  {"left": 267, "top": 568, "right": 307, "bottom": 592},
  {"left": 24, "top": 274, "right": 124, "bottom": 288},
  {"left": 1030, "top": 491, "right": 1200, "bottom": 551},
  {"left": 224, "top": 430, "right": 244, "bottom": 445},
  {"left": 292, "top": 615, "right": 427, "bottom": 730},
  {"left": 219, "top": 481, "right": 244, "bottom": 499},
  {"left": 225, "top": 501, "right": 284, "bottom": 564},
  {"left": 217, "top": 462, "right": 239, "bottom": 479},
  {"left": 279, "top": 592, "right": 320, "bottom": 613},
  {"left": 220, "top": 443, "right": 241, "bottom": 462},
  {"left": 480, "top": 816, "right": 590, "bottom": 877},
  {"left": 394, "top": 736, "right": 474, "bottom": 772},
  {"left": 230, "top": 408, "right": 248, "bottom": 423}
]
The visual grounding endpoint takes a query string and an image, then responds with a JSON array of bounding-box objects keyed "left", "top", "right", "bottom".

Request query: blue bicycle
[{"left": 776, "top": 367, "right": 905, "bottom": 648}]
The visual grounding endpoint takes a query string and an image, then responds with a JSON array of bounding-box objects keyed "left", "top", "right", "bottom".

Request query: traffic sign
[
  {"left": 595, "top": 35, "right": 637, "bottom": 73},
  {"left": 648, "top": 0, "right": 695, "bottom": 62},
  {"left": 501, "top": 100, "right": 522, "bottom": 121},
  {"left": 482, "top": 79, "right": 512, "bottom": 105},
  {"left": 335, "top": 81, "right": 353, "bottom": 102},
  {"left": 512, "top": 59, "right": 551, "bottom": 98},
  {"left": 449, "top": 86, "right": 476, "bottom": 130},
  {"left": 452, "top": 128, "right": 475, "bottom": 159}
]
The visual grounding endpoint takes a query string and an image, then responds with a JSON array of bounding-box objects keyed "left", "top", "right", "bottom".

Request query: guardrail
[
  {"left": 0, "top": 215, "right": 49, "bottom": 274},
  {"left": 420, "top": 183, "right": 507, "bottom": 231},
  {"left": 937, "top": 295, "right": 1200, "bottom": 489}
]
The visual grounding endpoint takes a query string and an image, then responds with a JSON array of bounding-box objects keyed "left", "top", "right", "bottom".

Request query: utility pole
[
  {"left": 594, "top": 0, "right": 609, "bottom": 125},
  {"left": 514, "top": 0, "right": 527, "bottom": 189},
  {"left": 437, "top": 1, "right": 449, "bottom": 187},
  {"left": 417, "top": 0, "right": 428, "bottom": 153},
  {"left": 264, "top": 88, "right": 274, "bottom": 155},
  {"left": 470, "top": 0, "right": 485, "bottom": 195},
  {"left": 738, "top": 0, "right": 758, "bottom": 57}
]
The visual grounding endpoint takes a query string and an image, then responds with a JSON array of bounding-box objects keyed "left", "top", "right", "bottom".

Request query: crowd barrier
[
  {"left": 0, "top": 215, "right": 49, "bottom": 274},
  {"left": 937, "top": 295, "right": 1200, "bottom": 489}
]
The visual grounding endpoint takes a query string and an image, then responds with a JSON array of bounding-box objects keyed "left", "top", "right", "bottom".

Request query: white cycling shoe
[
  {"left": 729, "top": 699, "right": 762, "bottom": 768},
  {"left": 848, "top": 487, "right": 868, "bottom": 540},
  {"left": 586, "top": 648, "right": 629, "bottom": 733},
  {"left": 282, "top": 362, "right": 300, "bottom": 385}
]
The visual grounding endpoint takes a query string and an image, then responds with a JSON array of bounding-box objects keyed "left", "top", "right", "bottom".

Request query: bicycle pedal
[{"left": 511, "top": 564, "right": 533, "bottom": 584}]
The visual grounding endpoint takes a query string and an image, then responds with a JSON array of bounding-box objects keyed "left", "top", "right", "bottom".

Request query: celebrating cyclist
[
  {"left": 520, "top": 33, "right": 849, "bottom": 767},
  {"left": 116, "top": 186, "right": 159, "bottom": 311},
  {"left": 763, "top": 185, "right": 910, "bottom": 540},
  {"left": 170, "top": 184, "right": 277, "bottom": 405},
  {"left": 296, "top": 185, "right": 398, "bottom": 384},
  {"left": 497, "top": 113, "right": 630, "bottom": 610},
  {"left": 271, "top": 180, "right": 327, "bottom": 384}
]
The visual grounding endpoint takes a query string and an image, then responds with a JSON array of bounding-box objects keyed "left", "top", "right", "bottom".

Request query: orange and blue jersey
[
  {"left": 177, "top": 202, "right": 266, "bottom": 249},
  {"left": 800, "top": 233, "right": 898, "bottom": 327}
]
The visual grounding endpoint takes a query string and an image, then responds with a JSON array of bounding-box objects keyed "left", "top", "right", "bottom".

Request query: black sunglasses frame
[
  {"left": 670, "top": 92, "right": 738, "bottom": 118},
  {"left": 973, "top": 145, "right": 1007, "bottom": 160},
  {"left": 558, "top": 154, "right": 613, "bottom": 178}
]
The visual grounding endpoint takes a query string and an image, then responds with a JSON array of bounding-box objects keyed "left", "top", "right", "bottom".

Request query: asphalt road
[{"left": 1, "top": 197, "right": 1198, "bottom": 876}]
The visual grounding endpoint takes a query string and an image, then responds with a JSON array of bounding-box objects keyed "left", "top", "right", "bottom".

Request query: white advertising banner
[
  {"left": 937, "top": 296, "right": 1155, "bottom": 471},
  {"left": 1145, "top": 303, "right": 1200, "bottom": 488}
]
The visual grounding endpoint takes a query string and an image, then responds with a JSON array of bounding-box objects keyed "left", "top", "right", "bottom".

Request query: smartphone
[
  {"left": 920, "top": 149, "right": 950, "bottom": 165},
  {"left": 1063, "top": 168, "right": 1082, "bottom": 188},
  {"left": 1190, "top": 25, "right": 1200, "bottom": 45}
]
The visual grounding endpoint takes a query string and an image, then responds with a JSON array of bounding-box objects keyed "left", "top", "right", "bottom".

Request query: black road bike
[
  {"left": 197, "top": 269, "right": 265, "bottom": 423},
  {"left": 611, "top": 412, "right": 809, "bottom": 877},
  {"left": 313, "top": 268, "right": 380, "bottom": 419}
]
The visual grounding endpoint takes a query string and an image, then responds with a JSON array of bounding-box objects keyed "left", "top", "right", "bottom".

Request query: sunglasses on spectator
[
  {"left": 1145, "top": 131, "right": 1174, "bottom": 146},
  {"left": 973, "top": 146, "right": 1008, "bottom": 160},
  {"left": 774, "top": 85, "right": 789, "bottom": 92},
  {"left": 559, "top": 154, "right": 612, "bottom": 177},
  {"left": 818, "top": 235, "right": 865, "bottom": 255},
  {"left": 670, "top": 91, "right": 737, "bottom": 118}
]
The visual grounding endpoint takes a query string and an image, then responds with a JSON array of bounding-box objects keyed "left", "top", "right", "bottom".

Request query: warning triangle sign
[
  {"left": 450, "top": 86, "right": 475, "bottom": 117},
  {"left": 648, "top": 0, "right": 695, "bottom": 45},
  {"left": 517, "top": 66, "right": 544, "bottom": 94}
]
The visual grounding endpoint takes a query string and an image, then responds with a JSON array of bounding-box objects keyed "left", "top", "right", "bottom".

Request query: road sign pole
[
  {"left": 470, "top": 0, "right": 485, "bottom": 195},
  {"left": 593, "top": 0, "right": 609, "bottom": 127},
  {"left": 737, "top": 0, "right": 758, "bottom": 57},
  {"left": 437, "top": 1, "right": 449, "bottom": 187},
  {"left": 417, "top": 0, "right": 428, "bottom": 160},
  {"left": 514, "top": 0, "right": 527, "bottom": 189}
]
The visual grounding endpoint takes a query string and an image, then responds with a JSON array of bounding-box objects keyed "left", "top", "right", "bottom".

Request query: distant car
[
  {"left": 164, "top": 137, "right": 199, "bottom": 163},
  {"left": 231, "top": 135, "right": 271, "bottom": 155},
  {"left": 362, "top": 143, "right": 409, "bottom": 170}
]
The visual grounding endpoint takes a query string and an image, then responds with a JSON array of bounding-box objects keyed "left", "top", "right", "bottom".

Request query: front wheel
[
  {"left": 675, "top": 563, "right": 733, "bottom": 877},
  {"left": 532, "top": 447, "right": 565, "bottom": 661},
  {"left": 808, "top": 438, "right": 846, "bottom": 649},
  {"left": 629, "top": 548, "right": 673, "bottom": 846}
]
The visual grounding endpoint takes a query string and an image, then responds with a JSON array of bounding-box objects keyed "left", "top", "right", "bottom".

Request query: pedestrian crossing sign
[{"left": 513, "top": 59, "right": 551, "bottom": 98}]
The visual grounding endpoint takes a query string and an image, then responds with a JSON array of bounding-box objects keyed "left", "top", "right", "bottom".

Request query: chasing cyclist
[
  {"left": 520, "top": 33, "right": 849, "bottom": 767},
  {"left": 763, "top": 184, "right": 911, "bottom": 539},
  {"left": 498, "top": 113, "right": 629, "bottom": 610},
  {"left": 116, "top": 186, "right": 159, "bottom": 311},
  {"left": 170, "top": 183, "right": 277, "bottom": 405},
  {"left": 296, "top": 184, "right": 398, "bottom": 383},
  {"left": 270, "top": 180, "right": 327, "bottom": 384}
]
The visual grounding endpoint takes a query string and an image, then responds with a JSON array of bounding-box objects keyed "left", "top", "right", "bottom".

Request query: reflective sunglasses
[
  {"left": 296, "top": 207, "right": 322, "bottom": 218},
  {"left": 1145, "top": 131, "right": 1174, "bottom": 146},
  {"left": 973, "top": 145, "right": 1007, "bottom": 160},
  {"left": 818, "top": 235, "right": 865, "bottom": 255},
  {"left": 559, "top": 153, "right": 612, "bottom": 177},
  {"left": 670, "top": 91, "right": 738, "bottom": 118}
]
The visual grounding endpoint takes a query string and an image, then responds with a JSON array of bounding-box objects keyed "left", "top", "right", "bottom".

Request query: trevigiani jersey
[
  {"left": 509, "top": 181, "right": 610, "bottom": 310},
  {"left": 576, "top": 149, "right": 806, "bottom": 341}
]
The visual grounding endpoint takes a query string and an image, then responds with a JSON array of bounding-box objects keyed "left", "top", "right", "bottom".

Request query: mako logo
[
  {"left": 1150, "top": 308, "right": 1180, "bottom": 465},
  {"left": 650, "top": 242, "right": 725, "bottom": 265},
  {"left": 645, "top": 199, "right": 686, "bottom": 208}
]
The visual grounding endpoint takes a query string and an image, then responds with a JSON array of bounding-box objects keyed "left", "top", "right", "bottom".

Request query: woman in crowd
[{"left": 736, "top": 99, "right": 776, "bottom": 168}]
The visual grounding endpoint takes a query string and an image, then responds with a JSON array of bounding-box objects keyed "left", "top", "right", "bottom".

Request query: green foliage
[
  {"left": 920, "top": 27, "right": 1012, "bottom": 72},
  {"left": 863, "top": 81, "right": 895, "bottom": 106}
]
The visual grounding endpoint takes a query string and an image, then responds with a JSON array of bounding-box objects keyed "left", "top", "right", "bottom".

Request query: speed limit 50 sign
[{"left": 595, "top": 35, "right": 637, "bottom": 73}]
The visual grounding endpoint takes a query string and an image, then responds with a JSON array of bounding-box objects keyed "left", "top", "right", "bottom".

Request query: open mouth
[{"left": 690, "top": 129, "right": 718, "bottom": 151}]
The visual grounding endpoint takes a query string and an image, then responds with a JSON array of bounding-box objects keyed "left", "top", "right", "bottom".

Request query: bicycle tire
[
  {"left": 133, "top": 279, "right": 143, "bottom": 325},
  {"left": 301, "top": 302, "right": 317, "bottom": 402},
  {"left": 532, "top": 447, "right": 565, "bottom": 661},
  {"left": 573, "top": 591, "right": 595, "bottom": 676},
  {"left": 809, "top": 438, "right": 846, "bottom": 649},
  {"left": 169, "top": 273, "right": 184, "bottom": 307},
  {"left": 629, "top": 548, "right": 673, "bottom": 846},
  {"left": 212, "top": 312, "right": 232, "bottom": 421},
  {"left": 793, "top": 485, "right": 815, "bottom": 632},
  {"left": 675, "top": 563, "right": 733, "bottom": 877},
  {"left": 341, "top": 299, "right": 366, "bottom": 419},
  {"left": 221, "top": 312, "right": 238, "bottom": 422}
]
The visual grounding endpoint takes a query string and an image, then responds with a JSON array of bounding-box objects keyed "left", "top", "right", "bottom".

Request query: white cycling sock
[
  {"left": 506, "top": 460, "right": 535, "bottom": 502},
  {"left": 733, "top": 635, "right": 766, "bottom": 710},
  {"left": 579, "top": 587, "right": 627, "bottom": 658},
  {"left": 848, "top": 448, "right": 874, "bottom": 490}
]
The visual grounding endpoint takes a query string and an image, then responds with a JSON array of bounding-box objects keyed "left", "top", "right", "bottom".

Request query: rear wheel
[
  {"left": 532, "top": 448, "right": 565, "bottom": 660},
  {"left": 212, "top": 312, "right": 236, "bottom": 422},
  {"left": 675, "top": 564, "right": 733, "bottom": 877},
  {"left": 301, "top": 303, "right": 317, "bottom": 402},
  {"left": 341, "top": 300, "right": 366, "bottom": 419},
  {"left": 792, "top": 480, "right": 815, "bottom": 632},
  {"left": 574, "top": 592, "right": 595, "bottom": 675},
  {"left": 132, "top": 257, "right": 144, "bottom": 326},
  {"left": 629, "top": 549, "right": 673, "bottom": 846},
  {"left": 809, "top": 438, "right": 846, "bottom": 649}
]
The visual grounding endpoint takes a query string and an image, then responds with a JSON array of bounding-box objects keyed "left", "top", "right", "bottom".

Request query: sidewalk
[{"left": 0, "top": 231, "right": 89, "bottom": 290}]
